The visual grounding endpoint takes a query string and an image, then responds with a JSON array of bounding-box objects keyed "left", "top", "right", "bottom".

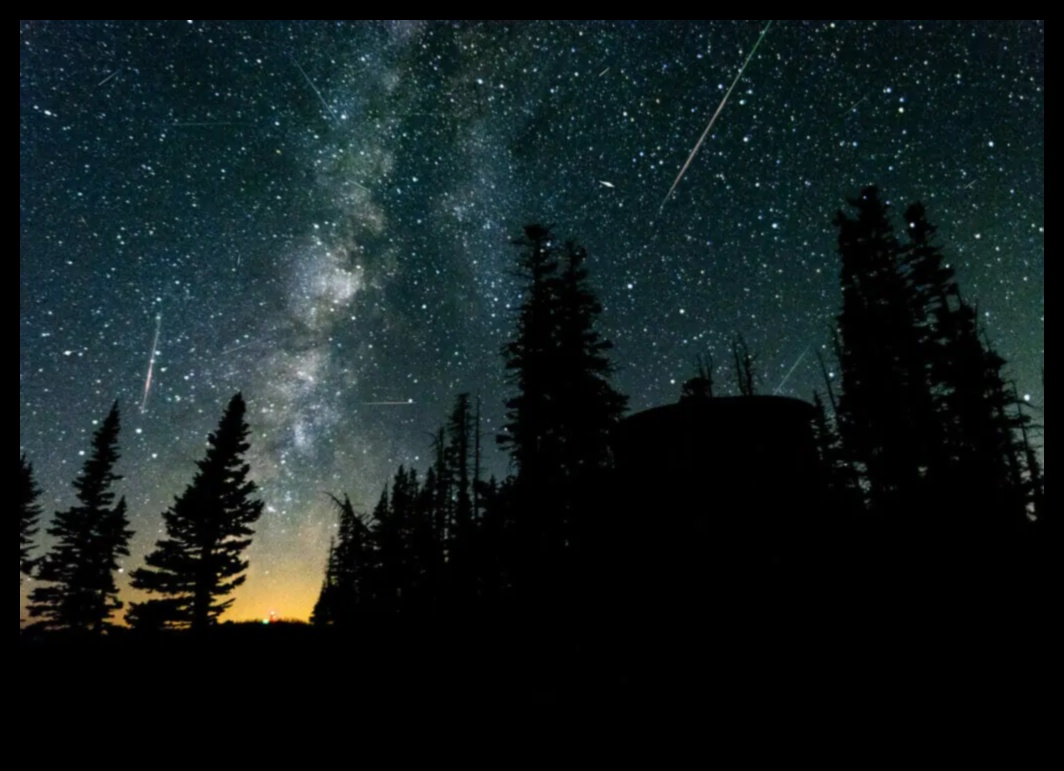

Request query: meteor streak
[
  {"left": 221, "top": 339, "right": 257, "bottom": 356},
  {"left": 97, "top": 70, "right": 119, "bottom": 87},
  {"left": 170, "top": 122, "right": 250, "bottom": 128},
  {"left": 362, "top": 399, "right": 415, "bottom": 407},
  {"left": 847, "top": 95, "right": 869, "bottom": 113},
  {"left": 774, "top": 345, "right": 810, "bottom": 396},
  {"left": 140, "top": 313, "right": 162, "bottom": 414},
  {"left": 293, "top": 58, "right": 338, "bottom": 121},
  {"left": 660, "top": 20, "right": 774, "bottom": 213}
]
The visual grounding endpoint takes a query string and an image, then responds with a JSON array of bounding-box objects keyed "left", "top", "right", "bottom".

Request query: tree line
[
  {"left": 824, "top": 189, "right": 1044, "bottom": 532},
  {"left": 20, "top": 187, "right": 1047, "bottom": 633},
  {"left": 310, "top": 188, "right": 1046, "bottom": 625}
]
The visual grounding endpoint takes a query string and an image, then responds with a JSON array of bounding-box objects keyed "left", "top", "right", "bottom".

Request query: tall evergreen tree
[
  {"left": 312, "top": 494, "right": 373, "bottom": 626},
  {"left": 834, "top": 187, "right": 938, "bottom": 513},
  {"left": 901, "top": 202, "right": 1039, "bottom": 530},
  {"left": 447, "top": 393, "right": 475, "bottom": 542},
  {"left": 363, "top": 466, "right": 429, "bottom": 614},
  {"left": 20, "top": 454, "right": 42, "bottom": 581},
  {"left": 28, "top": 403, "right": 132, "bottom": 634},
  {"left": 553, "top": 240, "right": 629, "bottom": 477},
  {"left": 499, "top": 225, "right": 627, "bottom": 485},
  {"left": 499, "top": 224, "right": 561, "bottom": 485},
  {"left": 834, "top": 187, "right": 1042, "bottom": 536},
  {"left": 364, "top": 484, "right": 392, "bottom": 611},
  {"left": 311, "top": 537, "right": 342, "bottom": 627},
  {"left": 129, "top": 393, "right": 263, "bottom": 631},
  {"left": 498, "top": 225, "right": 627, "bottom": 603},
  {"left": 444, "top": 393, "right": 479, "bottom": 605}
]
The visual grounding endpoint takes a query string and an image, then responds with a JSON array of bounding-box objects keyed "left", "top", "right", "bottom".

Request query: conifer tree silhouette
[
  {"left": 444, "top": 393, "right": 478, "bottom": 605},
  {"left": 498, "top": 225, "right": 627, "bottom": 604},
  {"left": 28, "top": 403, "right": 132, "bottom": 634},
  {"left": 834, "top": 187, "right": 1042, "bottom": 531},
  {"left": 554, "top": 240, "right": 628, "bottom": 478},
  {"left": 499, "top": 224, "right": 561, "bottom": 486},
  {"left": 500, "top": 226, "right": 627, "bottom": 485},
  {"left": 312, "top": 493, "right": 373, "bottom": 626},
  {"left": 20, "top": 454, "right": 42, "bottom": 582},
  {"left": 129, "top": 393, "right": 263, "bottom": 631},
  {"left": 834, "top": 187, "right": 939, "bottom": 512}
]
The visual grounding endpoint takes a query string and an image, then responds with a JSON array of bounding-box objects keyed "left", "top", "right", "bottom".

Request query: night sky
[{"left": 20, "top": 20, "right": 1044, "bottom": 622}]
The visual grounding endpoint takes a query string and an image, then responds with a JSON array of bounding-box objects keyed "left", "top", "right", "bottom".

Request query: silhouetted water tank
[
  {"left": 616, "top": 396, "right": 818, "bottom": 495},
  {"left": 611, "top": 396, "right": 822, "bottom": 600}
]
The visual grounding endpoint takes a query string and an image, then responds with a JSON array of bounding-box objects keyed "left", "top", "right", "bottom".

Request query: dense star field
[{"left": 20, "top": 20, "right": 1044, "bottom": 622}]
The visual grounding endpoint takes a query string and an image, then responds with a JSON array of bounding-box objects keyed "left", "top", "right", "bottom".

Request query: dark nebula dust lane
[{"left": 20, "top": 20, "right": 1044, "bottom": 621}]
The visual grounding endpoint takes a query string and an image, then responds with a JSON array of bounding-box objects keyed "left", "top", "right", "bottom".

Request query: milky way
[{"left": 20, "top": 21, "right": 1044, "bottom": 621}]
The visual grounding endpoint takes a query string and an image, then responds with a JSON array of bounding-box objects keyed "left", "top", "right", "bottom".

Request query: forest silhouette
[{"left": 21, "top": 188, "right": 1048, "bottom": 704}]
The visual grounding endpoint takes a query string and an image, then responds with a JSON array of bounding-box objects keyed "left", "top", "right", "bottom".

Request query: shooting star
[
  {"left": 847, "top": 95, "right": 869, "bottom": 113},
  {"left": 97, "top": 70, "right": 119, "bottom": 88},
  {"left": 170, "top": 122, "right": 250, "bottom": 128},
  {"left": 362, "top": 399, "right": 415, "bottom": 407},
  {"left": 293, "top": 58, "right": 338, "bottom": 121},
  {"left": 660, "top": 20, "right": 774, "bottom": 213},
  {"left": 774, "top": 345, "right": 810, "bottom": 396},
  {"left": 599, "top": 180, "right": 616, "bottom": 189},
  {"left": 599, "top": 67, "right": 611, "bottom": 78},
  {"left": 140, "top": 313, "right": 162, "bottom": 414},
  {"left": 221, "top": 339, "right": 258, "bottom": 356}
]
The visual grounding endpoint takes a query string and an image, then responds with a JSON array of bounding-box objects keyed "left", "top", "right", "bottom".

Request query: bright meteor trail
[
  {"left": 774, "top": 345, "right": 810, "bottom": 396},
  {"left": 293, "top": 58, "right": 338, "bottom": 121},
  {"left": 661, "top": 20, "right": 774, "bottom": 212},
  {"left": 140, "top": 313, "right": 162, "bottom": 414}
]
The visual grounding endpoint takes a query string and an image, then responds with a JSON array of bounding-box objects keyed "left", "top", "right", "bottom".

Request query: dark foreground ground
[{"left": 21, "top": 584, "right": 1050, "bottom": 726}]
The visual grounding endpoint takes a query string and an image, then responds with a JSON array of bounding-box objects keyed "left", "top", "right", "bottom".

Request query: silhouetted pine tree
[
  {"left": 835, "top": 188, "right": 1042, "bottom": 542},
  {"left": 554, "top": 240, "right": 629, "bottom": 478},
  {"left": 901, "top": 201, "right": 965, "bottom": 488},
  {"left": 311, "top": 537, "right": 341, "bottom": 627},
  {"left": 365, "top": 484, "right": 392, "bottom": 611},
  {"left": 403, "top": 462, "right": 437, "bottom": 611},
  {"left": 812, "top": 391, "right": 861, "bottom": 516},
  {"left": 1020, "top": 420, "right": 1045, "bottom": 532},
  {"left": 312, "top": 493, "right": 373, "bottom": 626},
  {"left": 129, "top": 393, "right": 263, "bottom": 631},
  {"left": 498, "top": 225, "right": 627, "bottom": 605},
  {"left": 447, "top": 394, "right": 475, "bottom": 544},
  {"left": 20, "top": 454, "right": 41, "bottom": 582},
  {"left": 474, "top": 474, "right": 509, "bottom": 607},
  {"left": 445, "top": 393, "right": 478, "bottom": 605},
  {"left": 834, "top": 187, "right": 938, "bottom": 514},
  {"left": 366, "top": 466, "right": 427, "bottom": 613},
  {"left": 500, "top": 226, "right": 628, "bottom": 482},
  {"left": 901, "top": 202, "right": 1040, "bottom": 532},
  {"left": 499, "top": 224, "right": 561, "bottom": 486},
  {"left": 28, "top": 403, "right": 132, "bottom": 634}
]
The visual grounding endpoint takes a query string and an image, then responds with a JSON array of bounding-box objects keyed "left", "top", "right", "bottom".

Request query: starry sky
[{"left": 20, "top": 20, "right": 1044, "bottom": 622}]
